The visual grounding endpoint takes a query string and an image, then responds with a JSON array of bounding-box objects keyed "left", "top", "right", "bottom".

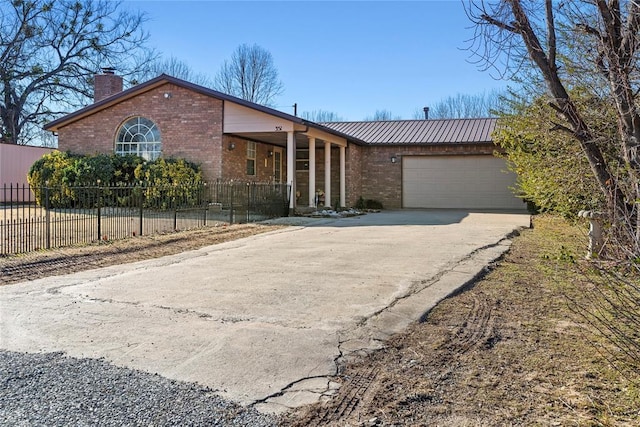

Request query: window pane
[
  {"left": 247, "top": 141, "right": 256, "bottom": 159},
  {"left": 150, "top": 127, "right": 161, "bottom": 141},
  {"left": 247, "top": 159, "right": 255, "bottom": 175},
  {"left": 139, "top": 117, "right": 154, "bottom": 129},
  {"left": 116, "top": 117, "right": 161, "bottom": 158}
]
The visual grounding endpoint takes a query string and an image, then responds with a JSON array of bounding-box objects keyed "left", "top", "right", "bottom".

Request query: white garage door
[{"left": 402, "top": 155, "right": 525, "bottom": 210}]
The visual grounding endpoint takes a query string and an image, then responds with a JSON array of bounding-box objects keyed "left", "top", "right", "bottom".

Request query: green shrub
[
  {"left": 355, "top": 196, "right": 383, "bottom": 210},
  {"left": 28, "top": 152, "right": 203, "bottom": 209},
  {"left": 134, "top": 158, "right": 203, "bottom": 209},
  {"left": 364, "top": 199, "right": 383, "bottom": 209},
  {"left": 28, "top": 151, "right": 78, "bottom": 207},
  {"left": 494, "top": 92, "right": 611, "bottom": 218}
]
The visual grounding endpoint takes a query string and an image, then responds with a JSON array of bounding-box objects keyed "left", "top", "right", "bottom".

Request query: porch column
[
  {"left": 287, "top": 131, "right": 296, "bottom": 211},
  {"left": 339, "top": 145, "right": 346, "bottom": 208},
  {"left": 308, "top": 137, "right": 316, "bottom": 207},
  {"left": 324, "top": 141, "right": 331, "bottom": 208}
]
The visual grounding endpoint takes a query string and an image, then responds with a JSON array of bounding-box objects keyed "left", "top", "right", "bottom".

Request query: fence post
[
  {"left": 247, "top": 182, "right": 251, "bottom": 223},
  {"left": 45, "top": 185, "right": 51, "bottom": 249},
  {"left": 173, "top": 206, "right": 178, "bottom": 231},
  {"left": 138, "top": 185, "right": 144, "bottom": 236},
  {"left": 202, "top": 183, "right": 207, "bottom": 226},
  {"left": 2, "top": 184, "right": 4, "bottom": 254},
  {"left": 96, "top": 184, "right": 102, "bottom": 242},
  {"left": 229, "top": 184, "right": 234, "bottom": 224}
]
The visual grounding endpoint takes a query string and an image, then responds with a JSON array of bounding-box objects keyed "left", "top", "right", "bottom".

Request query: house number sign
[{"left": 275, "top": 126, "right": 283, "bottom": 131}]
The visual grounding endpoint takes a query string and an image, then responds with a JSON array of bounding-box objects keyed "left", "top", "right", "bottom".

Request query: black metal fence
[{"left": 1, "top": 181, "right": 290, "bottom": 256}]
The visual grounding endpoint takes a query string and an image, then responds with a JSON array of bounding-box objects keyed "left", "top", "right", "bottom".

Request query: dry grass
[
  {"left": 283, "top": 215, "right": 640, "bottom": 426},
  {"left": 0, "top": 223, "right": 283, "bottom": 286}
]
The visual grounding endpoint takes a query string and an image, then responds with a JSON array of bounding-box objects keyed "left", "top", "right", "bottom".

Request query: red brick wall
[
  {"left": 221, "top": 135, "right": 286, "bottom": 183},
  {"left": 346, "top": 144, "right": 363, "bottom": 207},
  {"left": 57, "top": 84, "right": 495, "bottom": 210},
  {"left": 295, "top": 143, "right": 493, "bottom": 210},
  {"left": 94, "top": 73, "right": 123, "bottom": 102},
  {"left": 57, "top": 83, "right": 224, "bottom": 182},
  {"left": 360, "top": 143, "right": 496, "bottom": 209}
]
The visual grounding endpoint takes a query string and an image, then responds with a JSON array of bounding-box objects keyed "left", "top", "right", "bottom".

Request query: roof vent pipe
[{"left": 423, "top": 107, "right": 429, "bottom": 120}]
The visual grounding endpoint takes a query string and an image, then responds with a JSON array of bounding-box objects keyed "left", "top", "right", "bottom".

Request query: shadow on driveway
[{"left": 266, "top": 209, "right": 529, "bottom": 227}]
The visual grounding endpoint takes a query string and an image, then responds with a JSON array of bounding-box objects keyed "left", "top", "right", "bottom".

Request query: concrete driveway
[{"left": 0, "top": 210, "right": 529, "bottom": 413}]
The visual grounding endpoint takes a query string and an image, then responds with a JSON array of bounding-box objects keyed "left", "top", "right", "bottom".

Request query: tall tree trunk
[
  {"left": 1, "top": 77, "right": 19, "bottom": 145},
  {"left": 507, "top": 0, "right": 626, "bottom": 215}
]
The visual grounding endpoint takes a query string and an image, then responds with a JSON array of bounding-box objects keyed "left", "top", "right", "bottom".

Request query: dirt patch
[
  {"left": 0, "top": 223, "right": 282, "bottom": 286},
  {"left": 281, "top": 216, "right": 640, "bottom": 426}
]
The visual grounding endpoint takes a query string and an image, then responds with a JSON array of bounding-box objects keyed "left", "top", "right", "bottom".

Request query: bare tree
[
  {"left": 213, "top": 43, "right": 284, "bottom": 106},
  {"left": 417, "top": 90, "right": 504, "bottom": 119},
  {"left": 0, "top": 0, "right": 151, "bottom": 145},
  {"left": 134, "top": 56, "right": 213, "bottom": 87},
  {"left": 301, "top": 110, "right": 344, "bottom": 122},
  {"left": 466, "top": 0, "right": 640, "bottom": 374},
  {"left": 466, "top": 0, "right": 640, "bottom": 230},
  {"left": 364, "top": 110, "right": 401, "bottom": 121}
]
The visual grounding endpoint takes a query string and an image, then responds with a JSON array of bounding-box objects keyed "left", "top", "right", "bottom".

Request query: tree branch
[
  {"left": 480, "top": 13, "right": 517, "bottom": 32},
  {"left": 549, "top": 121, "right": 574, "bottom": 135},
  {"left": 545, "top": 0, "right": 556, "bottom": 73}
]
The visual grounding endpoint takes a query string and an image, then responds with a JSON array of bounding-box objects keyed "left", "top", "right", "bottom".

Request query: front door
[{"left": 273, "top": 148, "right": 283, "bottom": 183}]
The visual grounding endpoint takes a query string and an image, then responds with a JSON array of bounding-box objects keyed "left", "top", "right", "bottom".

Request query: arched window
[{"left": 115, "top": 117, "right": 161, "bottom": 161}]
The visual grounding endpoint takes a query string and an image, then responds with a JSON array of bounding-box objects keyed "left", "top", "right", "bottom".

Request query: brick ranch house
[{"left": 44, "top": 71, "right": 525, "bottom": 212}]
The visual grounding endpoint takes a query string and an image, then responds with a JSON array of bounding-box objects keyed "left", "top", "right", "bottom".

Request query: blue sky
[{"left": 125, "top": 0, "right": 508, "bottom": 121}]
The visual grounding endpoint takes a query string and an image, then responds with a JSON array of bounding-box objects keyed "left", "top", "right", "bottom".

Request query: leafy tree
[
  {"left": 466, "top": 1, "right": 640, "bottom": 231},
  {"left": 494, "top": 90, "right": 619, "bottom": 217},
  {"left": 467, "top": 0, "right": 640, "bottom": 375},
  {"left": 301, "top": 110, "right": 344, "bottom": 122},
  {"left": 0, "top": 0, "right": 151, "bottom": 145},
  {"left": 213, "top": 43, "right": 284, "bottom": 106}
]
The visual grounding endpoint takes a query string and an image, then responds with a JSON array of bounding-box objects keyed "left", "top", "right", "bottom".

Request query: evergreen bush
[{"left": 28, "top": 152, "right": 202, "bottom": 209}]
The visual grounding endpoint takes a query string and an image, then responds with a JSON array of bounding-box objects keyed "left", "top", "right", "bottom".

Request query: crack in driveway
[
  {"left": 0, "top": 211, "right": 530, "bottom": 413},
  {"left": 251, "top": 234, "right": 518, "bottom": 410}
]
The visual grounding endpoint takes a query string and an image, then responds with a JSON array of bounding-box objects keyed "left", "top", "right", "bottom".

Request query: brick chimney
[{"left": 94, "top": 67, "right": 123, "bottom": 102}]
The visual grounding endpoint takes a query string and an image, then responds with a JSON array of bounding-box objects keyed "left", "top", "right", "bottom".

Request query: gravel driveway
[{"left": 0, "top": 350, "right": 276, "bottom": 426}]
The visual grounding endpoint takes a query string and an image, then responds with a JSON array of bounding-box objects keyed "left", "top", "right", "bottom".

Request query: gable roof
[
  {"left": 44, "top": 74, "right": 363, "bottom": 144},
  {"left": 321, "top": 118, "right": 497, "bottom": 145}
]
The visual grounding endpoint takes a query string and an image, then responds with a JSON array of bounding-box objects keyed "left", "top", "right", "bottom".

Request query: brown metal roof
[{"left": 321, "top": 118, "right": 497, "bottom": 145}]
